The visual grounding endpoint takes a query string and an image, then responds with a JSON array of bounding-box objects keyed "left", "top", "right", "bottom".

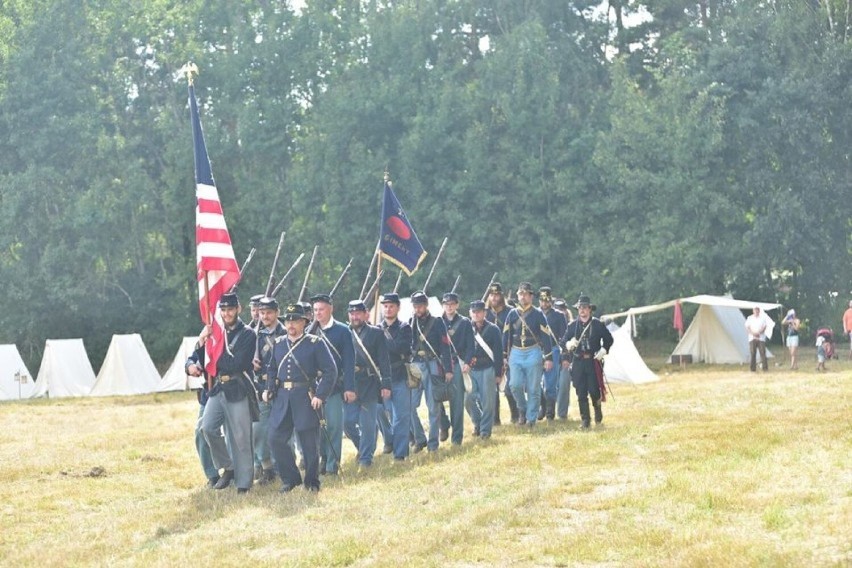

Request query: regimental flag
[
  {"left": 379, "top": 182, "right": 427, "bottom": 276},
  {"left": 190, "top": 83, "right": 240, "bottom": 377}
]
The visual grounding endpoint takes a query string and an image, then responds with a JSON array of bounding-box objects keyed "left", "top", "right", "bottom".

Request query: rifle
[
  {"left": 264, "top": 231, "right": 286, "bottom": 296},
  {"left": 329, "top": 257, "right": 354, "bottom": 299},
  {"left": 481, "top": 272, "right": 498, "bottom": 302},
  {"left": 298, "top": 245, "right": 319, "bottom": 302},
  {"left": 450, "top": 274, "right": 461, "bottom": 294},
  {"left": 359, "top": 245, "right": 379, "bottom": 300},
  {"left": 270, "top": 252, "right": 305, "bottom": 298},
  {"left": 421, "top": 236, "right": 448, "bottom": 295},
  {"left": 228, "top": 247, "right": 257, "bottom": 293},
  {"left": 392, "top": 269, "right": 403, "bottom": 294},
  {"left": 362, "top": 270, "right": 385, "bottom": 309}
]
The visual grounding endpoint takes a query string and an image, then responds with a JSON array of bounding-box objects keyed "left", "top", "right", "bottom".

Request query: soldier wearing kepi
[
  {"left": 561, "top": 294, "right": 613, "bottom": 430},
  {"left": 503, "top": 282, "right": 553, "bottom": 427},
  {"left": 538, "top": 286, "right": 567, "bottom": 421},
  {"left": 553, "top": 299, "right": 574, "bottom": 420},
  {"left": 345, "top": 300, "right": 392, "bottom": 468},
  {"left": 264, "top": 303, "right": 337, "bottom": 492},
  {"left": 409, "top": 291, "right": 453, "bottom": 452},
  {"left": 379, "top": 293, "right": 414, "bottom": 460},
  {"left": 251, "top": 296, "right": 284, "bottom": 485},
  {"left": 309, "top": 293, "right": 355, "bottom": 476},
  {"left": 186, "top": 292, "right": 257, "bottom": 493},
  {"left": 486, "top": 282, "right": 519, "bottom": 425},
  {"left": 441, "top": 292, "right": 474, "bottom": 443},
  {"left": 467, "top": 300, "right": 504, "bottom": 439},
  {"left": 248, "top": 294, "right": 264, "bottom": 331}
]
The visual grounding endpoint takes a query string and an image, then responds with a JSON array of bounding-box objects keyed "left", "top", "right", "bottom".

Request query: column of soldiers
[{"left": 185, "top": 285, "right": 613, "bottom": 494}]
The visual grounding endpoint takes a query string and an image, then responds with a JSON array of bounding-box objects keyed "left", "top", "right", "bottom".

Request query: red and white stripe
[{"left": 196, "top": 182, "right": 240, "bottom": 377}]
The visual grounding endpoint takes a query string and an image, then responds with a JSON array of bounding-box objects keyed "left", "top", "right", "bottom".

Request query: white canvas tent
[
  {"left": 671, "top": 303, "right": 775, "bottom": 364},
  {"left": 32, "top": 339, "right": 97, "bottom": 398},
  {"left": 90, "top": 334, "right": 161, "bottom": 396},
  {"left": 159, "top": 337, "right": 203, "bottom": 391},
  {"left": 605, "top": 294, "right": 781, "bottom": 365},
  {"left": 604, "top": 320, "right": 659, "bottom": 384},
  {"left": 0, "top": 344, "right": 37, "bottom": 400}
]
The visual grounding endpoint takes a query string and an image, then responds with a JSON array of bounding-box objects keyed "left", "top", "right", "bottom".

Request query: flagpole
[
  {"left": 203, "top": 271, "right": 213, "bottom": 390},
  {"left": 372, "top": 254, "right": 383, "bottom": 324}
]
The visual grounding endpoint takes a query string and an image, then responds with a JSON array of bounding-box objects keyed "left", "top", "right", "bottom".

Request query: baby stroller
[{"left": 816, "top": 327, "right": 835, "bottom": 360}]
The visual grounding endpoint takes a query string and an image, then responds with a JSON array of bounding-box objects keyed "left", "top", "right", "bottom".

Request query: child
[{"left": 816, "top": 334, "right": 827, "bottom": 371}]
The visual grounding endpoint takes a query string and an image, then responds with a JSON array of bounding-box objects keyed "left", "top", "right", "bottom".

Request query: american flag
[{"left": 190, "top": 83, "right": 240, "bottom": 377}]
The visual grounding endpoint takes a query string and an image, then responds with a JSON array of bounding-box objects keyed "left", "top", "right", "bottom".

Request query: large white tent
[
  {"left": 605, "top": 294, "right": 781, "bottom": 365},
  {"left": 671, "top": 303, "right": 776, "bottom": 364},
  {"left": 604, "top": 320, "right": 659, "bottom": 384},
  {"left": 0, "top": 344, "right": 37, "bottom": 400},
  {"left": 32, "top": 339, "right": 97, "bottom": 398},
  {"left": 90, "top": 334, "right": 161, "bottom": 396},
  {"left": 159, "top": 336, "right": 203, "bottom": 392}
]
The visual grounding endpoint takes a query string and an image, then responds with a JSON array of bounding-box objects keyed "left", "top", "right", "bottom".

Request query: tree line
[{"left": 0, "top": 0, "right": 849, "bottom": 371}]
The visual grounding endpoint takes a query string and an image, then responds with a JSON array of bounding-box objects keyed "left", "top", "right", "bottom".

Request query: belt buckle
[
  {"left": 219, "top": 374, "right": 231, "bottom": 383},
  {"left": 282, "top": 381, "right": 294, "bottom": 390},
  {"left": 417, "top": 350, "right": 426, "bottom": 357}
]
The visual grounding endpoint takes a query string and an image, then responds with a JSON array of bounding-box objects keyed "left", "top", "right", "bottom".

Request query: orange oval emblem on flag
[{"left": 386, "top": 216, "right": 411, "bottom": 240}]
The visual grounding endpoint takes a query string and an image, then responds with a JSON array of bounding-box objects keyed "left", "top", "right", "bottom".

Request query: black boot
[
  {"left": 593, "top": 399, "right": 603, "bottom": 424},
  {"left": 537, "top": 396, "right": 547, "bottom": 421},
  {"left": 507, "top": 390, "right": 520, "bottom": 424},
  {"left": 546, "top": 398, "right": 556, "bottom": 421},
  {"left": 213, "top": 469, "right": 234, "bottom": 490},
  {"left": 258, "top": 468, "right": 276, "bottom": 485},
  {"left": 578, "top": 398, "right": 591, "bottom": 431}
]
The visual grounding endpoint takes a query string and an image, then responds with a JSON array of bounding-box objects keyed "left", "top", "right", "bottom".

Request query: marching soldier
[
  {"left": 186, "top": 292, "right": 257, "bottom": 493},
  {"left": 345, "top": 300, "right": 392, "bottom": 468},
  {"left": 251, "top": 296, "right": 284, "bottom": 485},
  {"left": 442, "top": 292, "right": 474, "bottom": 444},
  {"left": 248, "top": 294, "right": 264, "bottom": 330},
  {"left": 502, "top": 282, "right": 553, "bottom": 427},
  {"left": 263, "top": 303, "right": 337, "bottom": 492},
  {"left": 553, "top": 299, "right": 574, "bottom": 419},
  {"left": 561, "top": 294, "right": 613, "bottom": 430},
  {"left": 538, "top": 287, "right": 568, "bottom": 421},
  {"left": 467, "top": 300, "right": 504, "bottom": 439},
  {"left": 409, "top": 291, "right": 453, "bottom": 452},
  {"left": 486, "top": 282, "right": 519, "bottom": 424},
  {"left": 379, "top": 293, "right": 414, "bottom": 460},
  {"left": 309, "top": 293, "right": 355, "bottom": 476}
]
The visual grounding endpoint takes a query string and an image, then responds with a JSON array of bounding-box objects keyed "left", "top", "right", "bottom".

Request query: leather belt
[
  {"left": 279, "top": 381, "right": 308, "bottom": 390},
  {"left": 577, "top": 353, "right": 593, "bottom": 359},
  {"left": 216, "top": 375, "right": 232, "bottom": 383},
  {"left": 511, "top": 344, "right": 539, "bottom": 351}
]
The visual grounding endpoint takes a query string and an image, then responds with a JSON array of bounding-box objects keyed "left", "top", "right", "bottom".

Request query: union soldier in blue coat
[
  {"left": 264, "top": 303, "right": 337, "bottom": 492},
  {"left": 560, "top": 294, "right": 613, "bottom": 430},
  {"left": 467, "top": 300, "right": 504, "bottom": 439},
  {"left": 538, "top": 286, "right": 568, "bottom": 421},
  {"left": 344, "top": 300, "right": 392, "bottom": 467},
  {"left": 502, "top": 282, "right": 553, "bottom": 427},
  {"left": 251, "top": 296, "right": 284, "bottom": 485},
  {"left": 309, "top": 293, "right": 355, "bottom": 476},
  {"left": 441, "top": 292, "right": 475, "bottom": 444},
  {"left": 378, "top": 293, "right": 414, "bottom": 460},
  {"left": 409, "top": 291, "right": 453, "bottom": 452},
  {"left": 186, "top": 292, "right": 257, "bottom": 493},
  {"left": 486, "top": 282, "right": 519, "bottom": 424}
]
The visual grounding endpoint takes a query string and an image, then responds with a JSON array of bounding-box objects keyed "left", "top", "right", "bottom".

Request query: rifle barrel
[
  {"left": 265, "top": 231, "right": 286, "bottom": 296},
  {"left": 298, "top": 245, "right": 319, "bottom": 302},
  {"left": 422, "top": 236, "right": 448, "bottom": 295},
  {"left": 270, "top": 252, "right": 305, "bottom": 298}
]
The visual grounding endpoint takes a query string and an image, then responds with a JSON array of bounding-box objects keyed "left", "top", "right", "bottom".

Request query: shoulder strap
[{"left": 473, "top": 326, "right": 495, "bottom": 362}]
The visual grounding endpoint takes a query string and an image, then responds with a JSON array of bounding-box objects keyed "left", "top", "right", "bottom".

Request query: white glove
[
  {"left": 565, "top": 338, "right": 580, "bottom": 352},
  {"left": 594, "top": 348, "right": 607, "bottom": 361}
]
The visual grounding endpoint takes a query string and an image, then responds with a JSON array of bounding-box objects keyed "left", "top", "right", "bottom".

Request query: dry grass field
[{"left": 1, "top": 349, "right": 849, "bottom": 567}]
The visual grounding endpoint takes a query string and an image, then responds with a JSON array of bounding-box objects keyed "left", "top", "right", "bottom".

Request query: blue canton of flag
[{"left": 379, "top": 182, "right": 427, "bottom": 276}]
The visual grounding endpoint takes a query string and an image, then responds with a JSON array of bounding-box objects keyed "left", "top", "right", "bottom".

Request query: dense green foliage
[{"left": 0, "top": 0, "right": 849, "bottom": 370}]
